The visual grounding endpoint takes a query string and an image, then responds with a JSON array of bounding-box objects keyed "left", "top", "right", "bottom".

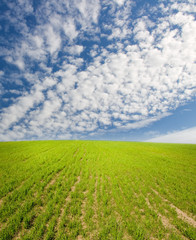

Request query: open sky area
[{"left": 0, "top": 0, "right": 195, "bottom": 143}]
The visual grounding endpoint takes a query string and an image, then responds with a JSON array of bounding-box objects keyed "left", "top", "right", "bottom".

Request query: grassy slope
[{"left": 0, "top": 140, "right": 195, "bottom": 240}]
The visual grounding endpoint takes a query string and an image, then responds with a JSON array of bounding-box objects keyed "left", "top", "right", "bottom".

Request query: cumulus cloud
[
  {"left": 146, "top": 127, "right": 196, "bottom": 144},
  {"left": 0, "top": 0, "right": 196, "bottom": 141},
  {"left": 66, "top": 45, "right": 84, "bottom": 55},
  {"left": 0, "top": 84, "right": 44, "bottom": 130},
  {"left": 63, "top": 18, "right": 79, "bottom": 41}
]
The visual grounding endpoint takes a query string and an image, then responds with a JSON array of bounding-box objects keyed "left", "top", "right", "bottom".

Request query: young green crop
[{"left": 0, "top": 140, "right": 195, "bottom": 239}]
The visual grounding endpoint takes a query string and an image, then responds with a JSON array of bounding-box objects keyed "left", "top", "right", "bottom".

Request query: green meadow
[{"left": 0, "top": 140, "right": 195, "bottom": 240}]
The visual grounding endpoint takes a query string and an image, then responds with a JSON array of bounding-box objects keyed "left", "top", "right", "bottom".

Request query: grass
[{"left": 0, "top": 140, "right": 195, "bottom": 239}]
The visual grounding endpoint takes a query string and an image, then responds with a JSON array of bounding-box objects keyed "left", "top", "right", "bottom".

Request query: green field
[{"left": 0, "top": 141, "right": 195, "bottom": 240}]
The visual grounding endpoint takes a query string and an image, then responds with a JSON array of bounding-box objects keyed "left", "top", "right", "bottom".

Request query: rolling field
[{"left": 0, "top": 140, "right": 196, "bottom": 240}]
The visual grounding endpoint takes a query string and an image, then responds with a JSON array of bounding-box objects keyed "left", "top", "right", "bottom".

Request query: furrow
[
  {"left": 152, "top": 188, "right": 196, "bottom": 228},
  {"left": 145, "top": 196, "right": 189, "bottom": 240}
]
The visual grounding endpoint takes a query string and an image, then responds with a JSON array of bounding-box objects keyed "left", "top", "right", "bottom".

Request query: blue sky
[{"left": 0, "top": 0, "right": 196, "bottom": 143}]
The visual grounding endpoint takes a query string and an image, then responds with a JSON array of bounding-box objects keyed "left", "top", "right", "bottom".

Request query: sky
[{"left": 0, "top": 0, "right": 196, "bottom": 143}]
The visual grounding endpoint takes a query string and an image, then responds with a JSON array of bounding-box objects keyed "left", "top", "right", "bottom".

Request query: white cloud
[
  {"left": 114, "top": 0, "right": 126, "bottom": 6},
  {"left": 66, "top": 45, "right": 84, "bottom": 55},
  {"left": 76, "top": 0, "right": 100, "bottom": 25},
  {"left": 146, "top": 127, "right": 196, "bottom": 144},
  {"left": 63, "top": 18, "right": 79, "bottom": 41},
  {"left": 43, "top": 77, "right": 57, "bottom": 88},
  {"left": 0, "top": 84, "right": 44, "bottom": 130},
  {"left": 32, "top": 35, "right": 43, "bottom": 49},
  {"left": 15, "top": 58, "right": 25, "bottom": 70},
  {"left": 17, "top": 0, "right": 33, "bottom": 13},
  {"left": 117, "top": 112, "right": 172, "bottom": 130},
  {"left": 45, "top": 25, "right": 62, "bottom": 55},
  {"left": 1, "top": 0, "right": 101, "bottom": 72}
]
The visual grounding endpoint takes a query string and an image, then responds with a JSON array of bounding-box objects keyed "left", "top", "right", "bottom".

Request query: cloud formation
[
  {"left": 146, "top": 127, "right": 196, "bottom": 144},
  {"left": 0, "top": 0, "right": 196, "bottom": 141}
]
